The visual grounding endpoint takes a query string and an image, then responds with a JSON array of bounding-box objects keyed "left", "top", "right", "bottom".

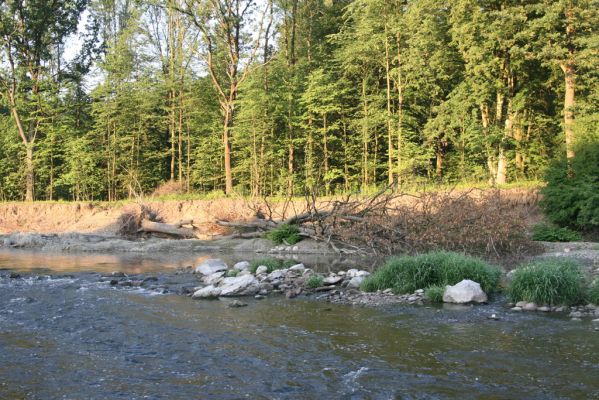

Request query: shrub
[
  {"left": 425, "top": 285, "right": 445, "bottom": 303},
  {"left": 305, "top": 275, "right": 324, "bottom": 289},
  {"left": 531, "top": 223, "right": 582, "bottom": 242},
  {"left": 540, "top": 139, "right": 599, "bottom": 231},
  {"left": 587, "top": 279, "right": 599, "bottom": 305},
  {"left": 507, "top": 259, "right": 584, "bottom": 306},
  {"left": 248, "top": 258, "right": 296, "bottom": 274},
  {"left": 265, "top": 223, "right": 302, "bottom": 245},
  {"left": 360, "top": 251, "right": 501, "bottom": 294}
]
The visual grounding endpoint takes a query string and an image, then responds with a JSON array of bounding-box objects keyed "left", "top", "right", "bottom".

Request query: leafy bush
[
  {"left": 305, "top": 275, "right": 324, "bottom": 289},
  {"left": 265, "top": 223, "right": 302, "bottom": 245},
  {"left": 249, "top": 258, "right": 296, "bottom": 274},
  {"left": 587, "top": 279, "right": 599, "bottom": 305},
  {"left": 531, "top": 223, "right": 582, "bottom": 242},
  {"left": 360, "top": 251, "right": 501, "bottom": 294},
  {"left": 425, "top": 285, "right": 445, "bottom": 303},
  {"left": 507, "top": 259, "right": 584, "bottom": 306},
  {"left": 541, "top": 139, "right": 599, "bottom": 231}
]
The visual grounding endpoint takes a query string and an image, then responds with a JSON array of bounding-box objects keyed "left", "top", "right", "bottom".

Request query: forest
[{"left": 0, "top": 0, "right": 597, "bottom": 201}]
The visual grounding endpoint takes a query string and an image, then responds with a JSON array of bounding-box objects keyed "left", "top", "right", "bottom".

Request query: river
[{"left": 0, "top": 249, "right": 598, "bottom": 399}]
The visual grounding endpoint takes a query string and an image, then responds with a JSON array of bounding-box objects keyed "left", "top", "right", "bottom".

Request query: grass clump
[
  {"left": 532, "top": 223, "right": 582, "bottom": 242},
  {"left": 265, "top": 223, "right": 302, "bottom": 245},
  {"left": 360, "top": 251, "right": 501, "bottom": 294},
  {"left": 249, "top": 258, "right": 296, "bottom": 274},
  {"left": 226, "top": 269, "right": 239, "bottom": 278},
  {"left": 305, "top": 275, "right": 324, "bottom": 289},
  {"left": 587, "top": 279, "right": 599, "bottom": 305},
  {"left": 425, "top": 285, "right": 446, "bottom": 303},
  {"left": 507, "top": 259, "right": 584, "bottom": 306}
]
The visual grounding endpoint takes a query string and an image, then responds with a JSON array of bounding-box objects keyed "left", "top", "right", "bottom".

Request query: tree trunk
[
  {"left": 384, "top": 26, "right": 394, "bottom": 186},
  {"left": 561, "top": 62, "right": 576, "bottom": 159},
  {"left": 223, "top": 104, "right": 234, "bottom": 195},
  {"left": 25, "top": 145, "right": 34, "bottom": 201}
]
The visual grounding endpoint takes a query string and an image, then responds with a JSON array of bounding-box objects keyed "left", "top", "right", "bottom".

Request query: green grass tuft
[
  {"left": 587, "top": 279, "right": 599, "bottom": 305},
  {"left": 226, "top": 269, "right": 239, "bottom": 277},
  {"left": 305, "top": 275, "right": 324, "bottom": 289},
  {"left": 531, "top": 223, "right": 582, "bottom": 242},
  {"left": 507, "top": 259, "right": 584, "bottom": 306},
  {"left": 265, "top": 224, "right": 302, "bottom": 245},
  {"left": 360, "top": 251, "right": 501, "bottom": 294},
  {"left": 248, "top": 258, "right": 296, "bottom": 274},
  {"left": 425, "top": 285, "right": 446, "bottom": 303}
]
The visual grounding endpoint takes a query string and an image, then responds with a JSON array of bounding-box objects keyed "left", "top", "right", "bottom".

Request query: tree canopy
[{"left": 0, "top": 0, "right": 597, "bottom": 201}]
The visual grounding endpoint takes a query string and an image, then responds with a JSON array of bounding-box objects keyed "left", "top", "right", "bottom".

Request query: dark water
[{"left": 0, "top": 252, "right": 598, "bottom": 399}]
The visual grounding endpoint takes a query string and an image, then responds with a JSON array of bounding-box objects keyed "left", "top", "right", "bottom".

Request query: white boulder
[
  {"left": 195, "top": 259, "right": 228, "bottom": 275},
  {"left": 442, "top": 280, "right": 488, "bottom": 304},
  {"left": 233, "top": 261, "right": 251, "bottom": 271},
  {"left": 192, "top": 285, "right": 222, "bottom": 299},
  {"left": 219, "top": 275, "right": 260, "bottom": 296}
]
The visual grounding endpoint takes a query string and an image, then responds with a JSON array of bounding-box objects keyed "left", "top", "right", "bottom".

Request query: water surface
[{"left": 0, "top": 251, "right": 597, "bottom": 399}]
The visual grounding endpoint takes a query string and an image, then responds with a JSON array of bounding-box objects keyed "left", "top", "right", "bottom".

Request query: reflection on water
[
  {"left": 0, "top": 248, "right": 380, "bottom": 274},
  {"left": 0, "top": 253, "right": 598, "bottom": 399}
]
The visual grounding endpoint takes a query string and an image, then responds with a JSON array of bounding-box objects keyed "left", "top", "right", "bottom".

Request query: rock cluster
[
  {"left": 509, "top": 300, "right": 599, "bottom": 319},
  {"left": 189, "top": 259, "right": 374, "bottom": 301}
]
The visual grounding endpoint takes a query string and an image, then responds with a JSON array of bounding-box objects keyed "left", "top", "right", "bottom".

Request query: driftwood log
[{"left": 138, "top": 219, "right": 197, "bottom": 238}]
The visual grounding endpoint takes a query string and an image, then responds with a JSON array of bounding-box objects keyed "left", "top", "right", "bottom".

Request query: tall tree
[{"left": 0, "top": 0, "right": 87, "bottom": 200}]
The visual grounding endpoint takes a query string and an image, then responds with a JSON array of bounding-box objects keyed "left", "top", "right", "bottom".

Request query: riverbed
[{"left": 1, "top": 250, "right": 598, "bottom": 399}]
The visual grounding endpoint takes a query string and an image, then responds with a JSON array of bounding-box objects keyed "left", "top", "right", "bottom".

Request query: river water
[{"left": 0, "top": 250, "right": 598, "bottom": 399}]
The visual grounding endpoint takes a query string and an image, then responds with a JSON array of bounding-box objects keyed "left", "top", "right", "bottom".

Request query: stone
[
  {"left": 323, "top": 276, "right": 343, "bottom": 285},
  {"left": 233, "top": 261, "right": 250, "bottom": 271},
  {"left": 523, "top": 303, "right": 537, "bottom": 311},
  {"left": 192, "top": 285, "right": 222, "bottom": 299},
  {"left": 228, "top": 300, "right": 248, "bottom": 308},
  {"left": 592, "top": 319, "right": 599, "bottom": 323},
  {"left": 302, "top": 268, "right": 314, "bottom": 276},
  {"left": 347, "top": 276, "right": 364, "bottom": 289},
  {"left": 267, "top": 270, "right": 286, "bottom": 281},
  {"left": 511, "top": 307, "right": 522, "bottom": 311},
  {"left": 537, "top": 306, "right": 551, "bottom": 312},
  {"left": 346, "top": 269, "right": 359, "bottom": 278},
  {"left": 111, "top": 271, "right": 126, "bottom": 277},
  {"left": 515, "top": 301, "right": 527, "bottom": 308},
  {"left": 238, "top": 270, "right": 252, "bottom": 277},
  {"left": 569, "top": 311, "right": 583, "bottom": 318},
  {"left": 288, "top": 263, "right": 305, "bottom": 272},
  {"left": 442, "top": 280, "right": 488, "bottom": 304},
  {"left": 255, "top": 294, "right": 265, "bottom": 300},
  {"left": 337, "top": 270, "right": 346, "bottom": 276},
  {"left": 195, "top": 259, "right": 228, "bottom": 275},
  {"left": 255, "top": 266, "right": 268, "bottom": 275},
  {"left": 202, "top": 271, "right": 226, "bottom": 285},
  {"left": 415, "top": 289, "right": 424, "bottom": 295},
  {"left": 383, "top": 288, "right": 393, "bottom": 294},
  {"left": 219, "top": 275, "right": 260, "bottom": 296},
  {"left": 356, "top": 270, "right": 371, "bottom": 277}
]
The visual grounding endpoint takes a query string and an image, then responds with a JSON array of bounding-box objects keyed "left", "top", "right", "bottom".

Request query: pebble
[
  {"left": 228, "top": 300, "right": 248, "bottom": 308},
  {"left": 511, "top": 307, "right": 522, "bottom": 311},
  {"left": 255, "top": 266, "right": 268, "bottom": 275},
  {"left": 537, "top": 306, "right": 551, "bottom": 312},
  {"left": 254, "top": 295, "right": 265, "bottom": 300},
  {"left": 523, "top": 303, "right": 537, "bottom": 311}
]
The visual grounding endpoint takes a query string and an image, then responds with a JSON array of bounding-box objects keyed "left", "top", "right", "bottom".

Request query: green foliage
[
  {"left": 425, "top": 285, "right": 446, "bottom": 303},
  {"left": 265, "top": 224, "right": 302, "bottom": 245},
  {"left": 360, "top": 251, "right": 501, "bottom": 294},
  {"left": 587, "top": 279, "right": 599, "bottom": 305},
  {"left": 541, "top": 139, "right": 599, "bottom": 231},
  {"left": 305, "top": 275, "right": 324, "bottom": 289},
  {"left": 531, "top": 223, "right": 582, "bottom": 242},
  {"left": 507, "top": 259, "right": 584, "bottom": 306},
  {"left": 226, "top": 269, "right": 239, "bottom": 278},
  {"left": 248, "top": 258, "right": 296, "bottom": 274}
]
